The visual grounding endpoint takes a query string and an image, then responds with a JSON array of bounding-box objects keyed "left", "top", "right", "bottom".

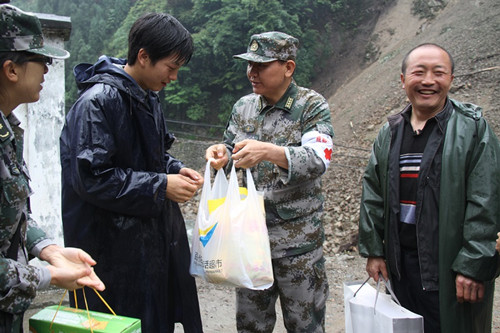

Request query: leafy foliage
[
  {"left": 10, "top": 0, "right": 376, "bottom": 133},
  {"left": 12, "top": 0, "right": 131, "bottom": 106}
]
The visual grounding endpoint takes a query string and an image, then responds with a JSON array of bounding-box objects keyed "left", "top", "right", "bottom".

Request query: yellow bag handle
[{"left": 50, "top": 288, "right": 116, "bottom": 332}]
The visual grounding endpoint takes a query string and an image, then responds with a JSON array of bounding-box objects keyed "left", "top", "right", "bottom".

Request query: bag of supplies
[
  {"left": 189, "top": 160, "right": 273, "bottom": 290},
  {"left": 344, "top": 276, "right": 423, "bottom": 333}
]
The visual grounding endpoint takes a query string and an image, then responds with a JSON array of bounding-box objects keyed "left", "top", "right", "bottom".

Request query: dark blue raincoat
[{"left": 60, "top": 56, "right": 202, "bottom": 333}]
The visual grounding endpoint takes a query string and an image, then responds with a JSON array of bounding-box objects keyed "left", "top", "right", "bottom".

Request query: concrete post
[{"left": 16, "top": 13, "right": 71, "bottom": 246}]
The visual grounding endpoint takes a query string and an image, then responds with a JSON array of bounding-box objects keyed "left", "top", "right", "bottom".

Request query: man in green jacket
[{"left": 358, "top": 43, "right": 500, "bottom": 332}]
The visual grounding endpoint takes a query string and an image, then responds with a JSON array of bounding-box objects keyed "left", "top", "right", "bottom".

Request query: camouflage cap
[
  {"left": 0, "top": 4, "right": 69, "bottom": 59},
  {"left": 234, "top": 31, "right": 298, "bottom": 63}
]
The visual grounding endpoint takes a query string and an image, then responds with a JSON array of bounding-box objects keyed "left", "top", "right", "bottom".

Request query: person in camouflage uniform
[
  {"left": 206, "top": 31, "right": 334, "bottom": 332},
  {"left": 0, "top": 5, "right": 104, "bottom": 333}
]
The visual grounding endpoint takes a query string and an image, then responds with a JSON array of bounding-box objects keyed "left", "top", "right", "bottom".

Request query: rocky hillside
[{"left": 174, "top": 0, "right": 500, "bottom": 256}]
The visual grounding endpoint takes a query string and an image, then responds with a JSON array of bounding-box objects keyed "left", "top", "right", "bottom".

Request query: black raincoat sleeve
[{"left": 163, "top": 131, "right": 184, "bottom": 174}]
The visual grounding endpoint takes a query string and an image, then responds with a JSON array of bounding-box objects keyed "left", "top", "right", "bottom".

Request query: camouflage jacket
[
  {"left": 0, "top": 112, "right": 52, "bottom": 332},
  {"left": 224, "top": 80, "right": 334, "bottom": 258}
]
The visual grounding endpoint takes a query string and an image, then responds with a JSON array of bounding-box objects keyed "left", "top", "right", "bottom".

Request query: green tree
[{"left": 10, "top": 0, "right": 382, "bottom": 137}]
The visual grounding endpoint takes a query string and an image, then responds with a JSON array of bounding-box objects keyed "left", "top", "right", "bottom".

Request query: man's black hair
[
  {"left": 127, "top": 13, "right": 193, "bottom": 66},
  {"left": 401, "top": 43, "right": 454, "bottom": 75}
]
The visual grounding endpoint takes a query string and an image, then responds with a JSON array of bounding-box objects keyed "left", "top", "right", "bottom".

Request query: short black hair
[
  {"left": 127, "top": 13, "right": 193, "bottom": 66},
  {"left": 401, "top": 43, "right": 454, "bottom": 75}
]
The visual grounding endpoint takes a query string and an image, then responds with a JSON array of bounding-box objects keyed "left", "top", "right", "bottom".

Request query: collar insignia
[
  {"left": 285, "top": 97, "right": 294, "bottom": 109},
  {"left": 0, "top": 117, "right": 12, "bottom": 141}
]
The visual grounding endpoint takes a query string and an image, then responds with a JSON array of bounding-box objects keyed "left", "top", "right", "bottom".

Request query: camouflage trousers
[{"left": 236, "top": 247, "right": 329, "bottom": 333}]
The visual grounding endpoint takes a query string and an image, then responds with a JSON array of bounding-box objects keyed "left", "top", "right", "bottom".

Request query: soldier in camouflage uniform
[
  {"left": 206, "top": 31, "right": 334, "bottom": 332},
  {"left": 0, "top": 5, "right": 104, "bottom": 332}
]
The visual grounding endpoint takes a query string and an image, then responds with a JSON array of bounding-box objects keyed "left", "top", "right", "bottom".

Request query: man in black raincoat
[{"left": 60, "top": 13, "right": 204, "bottom": 333}]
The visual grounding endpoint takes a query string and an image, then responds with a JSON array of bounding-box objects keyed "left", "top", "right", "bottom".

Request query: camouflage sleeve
[
  {"left": 222, "top": 106, "right": 238, "bottom": 171},
  {"left": 0, "top": 257, "right": 44, "bottom": 314},
  {"left": 26, "top": 216, "right": 50, "bottom": 254},
  {"left": 0, "top": 216, "right": 52, "bottom": 314},
  {"left": 26, "top": 218, "right": 54, "bottom": 287},
  {"left": 284, "top": 96, "right": 334, "bottom": 185}
]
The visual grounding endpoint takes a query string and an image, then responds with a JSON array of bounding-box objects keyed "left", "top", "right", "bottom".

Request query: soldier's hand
[
  {"left": 232, "top": 140, "right": 264, "bottom": 169},
  {"left": 205, "top": 144, "right": 229, "bottom": 170},
  {"left": 232, "top": 139, "right": 290, "bottom": 169},
  {"left": 40, "top": 245, "right": 105, "bottom": 291}
]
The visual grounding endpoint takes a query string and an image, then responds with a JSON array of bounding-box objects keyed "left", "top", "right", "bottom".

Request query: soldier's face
[
  {"left": 246, "top": 60, "right": 292, "bottom": 104},
  {"left": 16, "top": 57, "right": 48, "bottom": 105}
]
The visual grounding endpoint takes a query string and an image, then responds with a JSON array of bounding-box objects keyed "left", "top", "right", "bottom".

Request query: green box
[{"left": 29, "top": 305, "right": 141, "bottom": 333}]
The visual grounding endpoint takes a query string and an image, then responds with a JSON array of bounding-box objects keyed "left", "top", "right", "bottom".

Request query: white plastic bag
[
  {"left": 190, "top": 161, "right": 273, "bottom": 290},
  {"left": 344, "top": 277, "right": 423, "bottom": 333},
  {"left": 189, "top": 160, "right": 227, "bottom": 279}
]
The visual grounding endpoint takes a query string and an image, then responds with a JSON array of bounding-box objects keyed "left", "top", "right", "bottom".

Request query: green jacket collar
[{"left": 399, "top": 98, "right": 453, "bottom": 133}]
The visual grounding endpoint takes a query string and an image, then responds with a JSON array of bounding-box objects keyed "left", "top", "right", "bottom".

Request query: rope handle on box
[{"left": 50, "top": 287, "right": 117, "bottom": 332}]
